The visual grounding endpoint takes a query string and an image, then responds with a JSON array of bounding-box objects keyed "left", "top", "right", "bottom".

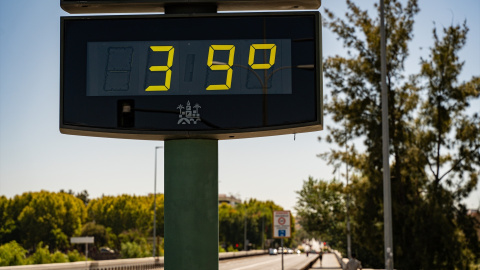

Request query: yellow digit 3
[{"left": 146, "top": 46, "right": 175, "bottom": 91}]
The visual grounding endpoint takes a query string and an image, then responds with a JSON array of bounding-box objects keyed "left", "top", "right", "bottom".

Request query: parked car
[
  {"left": 269, "top": 248, "right": 278, "bottom": 255},
  {"left": 100, "top": 247, "right": 115, "bottom": 254}
]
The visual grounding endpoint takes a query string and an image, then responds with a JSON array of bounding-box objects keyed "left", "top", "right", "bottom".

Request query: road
[
  {"left": 152, "top": 254, "right": 317, "bottom": 270},
  {"left": 220, "top": 254, "right": 317, "bottom": 270}
]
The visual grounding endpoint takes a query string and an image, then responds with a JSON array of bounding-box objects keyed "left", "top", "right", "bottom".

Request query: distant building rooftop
[{"left": 219, "top": 194, "right": 241, "bottom": 206}]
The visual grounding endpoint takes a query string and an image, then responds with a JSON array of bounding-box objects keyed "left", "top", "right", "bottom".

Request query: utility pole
[
  {"left": 244, "top": 213, "right": 247, "bottom": 251},
  {"left": 345, "top": 103, "right": 352, "bottom": 259},
  {"left": 380, "top": 0, "right": 394, "bottom": 269}
]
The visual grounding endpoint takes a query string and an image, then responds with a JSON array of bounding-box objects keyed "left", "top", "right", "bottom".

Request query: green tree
[
  {"left": 0, "top": 241, "right": 27, "bottom": 266},
  {"left": 1, "top": 191, "right": 87, "bottom": 251},
  {"left": 218, "top": 199, "right": 287, "bottom": 251},
  {"left": 219, "top": 203, "right": 243, "bottom": 250},
  {"left": 15, "top": 191, "right": 87, "bottom": 251},
  {"left": 0, "top": 196, "right": 15, "bottom": 244},
  {"left": 80, "top": 222, "right": 110, "bottom": 249},
  {"left": 87, "top": 194, "right": 160, "bottom": 236},
  {"left": 87, "top": 194, "right": 164, "bottom": 251},
  {"left": 295, "top": 177, "right": 346, "bottom": 252},
  {"left": 320, "top": 0, "right": 479, "bottom": 268}
]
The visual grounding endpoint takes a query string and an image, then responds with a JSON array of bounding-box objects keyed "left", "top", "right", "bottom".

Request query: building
[{"left": 218, "top": 194, "right": 241, "bottom": 206}]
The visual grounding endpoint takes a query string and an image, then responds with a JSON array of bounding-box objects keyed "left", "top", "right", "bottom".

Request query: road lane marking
[{"left": 229, "top": 256, "right": 282, "bottom": 270}]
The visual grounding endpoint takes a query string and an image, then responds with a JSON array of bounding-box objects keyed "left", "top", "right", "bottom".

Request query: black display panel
[{"left": 60, "top": 12, "right": 322, "bottom": 140}]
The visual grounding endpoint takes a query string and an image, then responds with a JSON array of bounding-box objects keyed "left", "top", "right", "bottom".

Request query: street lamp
[{"left": 153, "top": 146, "right": 162, "bottom": 257}]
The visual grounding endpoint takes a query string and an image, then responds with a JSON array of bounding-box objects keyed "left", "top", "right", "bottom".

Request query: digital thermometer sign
[{"left": 60, "top": 12, "right": 322, "bottom": 140}]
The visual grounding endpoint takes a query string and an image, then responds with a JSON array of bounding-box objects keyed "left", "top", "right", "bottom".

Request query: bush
[
  {"left": 51, "top": 251, "right": 68, "bottom": 263},
  {"left": 28, "top": 243, "right": 52, "bottom": 264},
  {"left": 227, "top": 245, "right": 238, "bottom": 252},
  {"left": 120, "top": 242, "right": 150, "bottom": 258},
  {"left": 67, "top": 250, "right": 85, "bottom": 262},
  {"left": 0, "top": 241, "right": 28, "bottom": 266}
]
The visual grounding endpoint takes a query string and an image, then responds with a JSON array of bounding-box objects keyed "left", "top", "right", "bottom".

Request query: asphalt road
[{"left": 219, "top": 254, "right": 317, "bottom": 270}]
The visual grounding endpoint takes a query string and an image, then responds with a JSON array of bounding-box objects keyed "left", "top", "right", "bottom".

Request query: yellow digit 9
[
  {"left": 206, "top": 45, "right": 235, "bottom": 90},
  {"left": 146, "top": 46, "right": 175, "bottom": 91},
  {"left": 248, "top": 44, "right": 277, "bottom": 69}
]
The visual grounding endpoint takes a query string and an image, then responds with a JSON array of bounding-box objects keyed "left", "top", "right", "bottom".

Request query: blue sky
[{"left": 1, "top": 0, "right": 479, "bottom": 212}]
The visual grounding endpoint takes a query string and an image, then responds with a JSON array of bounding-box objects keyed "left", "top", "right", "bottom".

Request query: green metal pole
[{"left": 164, "top": 139, "right": 219, "bottom": 270}]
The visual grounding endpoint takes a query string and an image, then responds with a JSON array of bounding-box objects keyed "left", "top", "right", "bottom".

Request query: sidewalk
[{"left": 309, "top": 253, "right": 342, "bottom": 270}]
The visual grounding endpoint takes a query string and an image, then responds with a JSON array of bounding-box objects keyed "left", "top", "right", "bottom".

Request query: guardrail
[{"left": 0, "top": 250, "right": 268, "bottom": 270}]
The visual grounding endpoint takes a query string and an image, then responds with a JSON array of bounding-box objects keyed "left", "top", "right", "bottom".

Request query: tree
[
  {"left": 87, "top": 194, "right": 164, "bottom": 251},
  {"left": 218, "top": 199, "right": 287, "bottom": 250},
  {"left": 320, "top": 0, "right": 479, "bottom": 268},
  {"left": 0, "top": 196, "right": 15, "bottom": 244},
  {"left": 80, "top": 222, "right": 110, "bottom": 249},
  {"left": 1, "top": 191, "right": 87, "bottom": 252},
  {"left": 19, "top": 191, "right": 87, "bottom": 251},
  {"left": 295, "top": 177, "right": 346, "bottom": 252}
]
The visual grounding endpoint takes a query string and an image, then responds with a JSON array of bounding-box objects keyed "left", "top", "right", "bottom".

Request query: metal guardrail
[{"left": 0, "top": 250, "right": 268, "bottom": 270}]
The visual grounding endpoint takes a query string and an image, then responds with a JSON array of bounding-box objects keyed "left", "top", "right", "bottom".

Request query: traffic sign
[
  {"left": 60, "top": 12, "right": 322, "bottom": 140},
  {"left": 273, "top": 211, "right": 291, "bottom": 238},
  {"left": 70, "top": 237, "right": 94, "bottom": 244}
]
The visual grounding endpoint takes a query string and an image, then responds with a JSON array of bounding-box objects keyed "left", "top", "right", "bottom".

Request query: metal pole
[
  {"left": 85, "top": 243, "right": 88, "bottom": 270},
  {"left": 244, "top": 212, "right": 247, "bottom": 251},
  {"left": 345, "top": 111, "right": 352, "bottom": 259},
  {"left": 262, "top": 216, "right": 264, "bottom": 250},
  {"left": 164, "top": 139, "right": 218, "bottom": 270},
  {"left": 346, "top": 153, "right": 352, "bottom": 259},
  {"left": 281, "top": 238, "right": 284, "bottom": 270},
  {"left": 380, "top": 0, "right": 394, "bottom": 269},
  {"left": 153, "top": 146, "right": 161, "bottom": 258}
]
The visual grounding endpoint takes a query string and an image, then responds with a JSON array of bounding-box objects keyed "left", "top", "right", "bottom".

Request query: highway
[
  {"left": 219, "top": 254, "right": 317, "bottom": 270},
  {"left": 150, "top": 254, "right": 317, "bottom": 270}
]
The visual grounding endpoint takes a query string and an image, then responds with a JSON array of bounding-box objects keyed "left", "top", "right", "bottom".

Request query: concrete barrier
[
  {"left": 331, "top": 250, "right": 346, "bottom": 269},
  {"left": 0, "top": 250, "right": 268, "bottom": 270}
]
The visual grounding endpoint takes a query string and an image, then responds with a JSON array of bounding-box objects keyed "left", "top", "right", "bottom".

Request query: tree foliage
[
  {"left": 0, "top": 190, "right": 291, "bottom": 265},
  {"left": 219, "top": 199, "right": 291, "bottom": 251},
  {"left": 0, "top": 191, "right": 87, "bottom": 252},
  {"left": 295, "top": 177, "right": 346, "bottom": 251},
  {"left": 314, "top": 0, "right": 480, "bottom": 269}
]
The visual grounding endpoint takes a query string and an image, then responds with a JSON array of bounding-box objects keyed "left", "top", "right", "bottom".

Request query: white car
[{"left": 269, "top": 248, "right": 278, "bottom": 255}]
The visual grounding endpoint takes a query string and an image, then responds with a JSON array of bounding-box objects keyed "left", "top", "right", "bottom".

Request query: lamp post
[
  {"left": 153, "top": 146, "right": 162, "bottom": 258},
  {"left": 380, "top": 0, "right": 394, "bottom": 269}
]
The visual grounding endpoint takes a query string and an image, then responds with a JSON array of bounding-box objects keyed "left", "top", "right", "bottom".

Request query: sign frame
[
  {"left": 60, "top": 0, "right": 321, "bottom": 14},
  {"left": 60, "top": 12, "right": 323, "bottom": 140}
]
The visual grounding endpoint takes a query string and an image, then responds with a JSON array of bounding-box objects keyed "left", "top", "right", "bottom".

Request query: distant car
[
  {"left": 100, "top": 247, "right": 115, "bottom": 254},
  {"left": 269, "top": 248, "right": 278, "bottom": 255},
  {"left": 296, "top": 249, "right": 302, "bottom": 254},
  {"left": 287, "top": 248, "right": 294, "bottom": 254}
]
